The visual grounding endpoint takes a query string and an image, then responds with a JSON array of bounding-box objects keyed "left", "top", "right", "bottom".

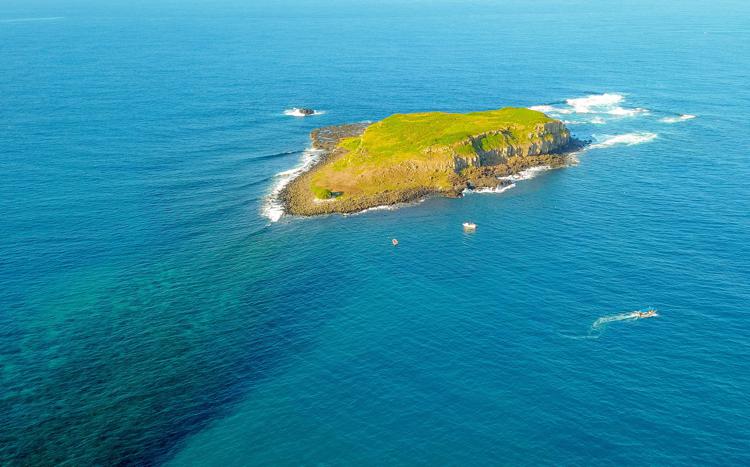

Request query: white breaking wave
[
  {"left": 608, "top": 107, "right": 649, "bottom": 117},
  {"left": 567, "top": 93, "right": 624, "bottom": 113},
  {"left": 262, "top": 148, "right": 324, "bottom": 222},
  {"left": 529, "top": 104, "right": 570, "bottom": 114},
  {"left": 283, "top": 108, "right": 325, "bottom": 117},
  {"left": 463, "top": 183, "right": 516, "bottom": 195},
  {"left": 464, "top": 165, "right": 551, "bottom": 196},
  {"left": 353, "top": 204, "right": 400, "bottom": 214},
  {"left": 589, "top": 132, "right": 657, "bottom": 149},
  {"left": 499, "top": 165, "right": 552, "bottom": 181},
  {"left": 530, "top": 93, "right": 648, "bottom": 123},
  {"left": 660, "top": 114, "right": 696, "bottom": 123}
]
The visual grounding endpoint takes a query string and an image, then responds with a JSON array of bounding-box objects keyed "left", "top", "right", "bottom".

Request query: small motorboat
[
  {"left": 392, "top": 238, "right": 399, "bottom": 246},
  {"left": 463, "top": 222, "right": 477, "bottom": 232},
  {"left": 635, "top": 309, "right": 658, "bottom": 319}
]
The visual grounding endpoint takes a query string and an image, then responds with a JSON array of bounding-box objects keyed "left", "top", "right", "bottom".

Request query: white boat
[{"left": 463, "top": 222, "right": 477, "bottom": 231}]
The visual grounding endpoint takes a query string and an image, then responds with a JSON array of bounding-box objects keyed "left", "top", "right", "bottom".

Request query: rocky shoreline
[{"left": 278, "top": 114, "right": 586, "bottom": 217}]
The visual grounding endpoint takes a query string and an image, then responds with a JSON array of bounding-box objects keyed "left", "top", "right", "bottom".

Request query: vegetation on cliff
[{"left": 281, "top": 107, "right": 577, "bottom": 215}]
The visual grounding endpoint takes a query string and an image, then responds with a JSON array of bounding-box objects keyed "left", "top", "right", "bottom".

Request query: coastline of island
[{"left": 276, "top": 108, "right": 586, "bottom": 218}]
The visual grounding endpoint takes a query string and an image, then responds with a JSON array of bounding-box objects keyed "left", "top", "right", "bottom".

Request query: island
[{"left": 280, "top": 107, "right": 582, "bottom": 216}]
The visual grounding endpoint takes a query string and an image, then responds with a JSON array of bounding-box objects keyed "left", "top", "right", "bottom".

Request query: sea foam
[
  {"left": 262, "top": 148, "right": 324, "bottom": 222},
  {"left": 530, "top": 93, "right": 648, "bottom": 123},
  {"left": 528, "top": 104, "right": 568, "bottom": 114},
  {"left": 463, "top": 183, "right": 517, "bottom": 195},
  {"left": 589, "top": 132, "right": 657, "bottom": 149},
  {"left": 499, "top": 165, "right": 553, "bottom": 181},
  {"left": 567, "top": 93, "right": 625, "bottom": 113},
  {"left": 283, "top": 108, "right": 325, "bottom": 117},
  {"left": 465, "top": 164, "right": 553, "bottom": 195},
  {"left": 660, "top": 114, "right": 696, "bottom": 123}
]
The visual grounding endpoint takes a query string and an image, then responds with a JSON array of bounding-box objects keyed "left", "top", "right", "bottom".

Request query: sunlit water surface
[{"left": 1, "top": 1, "right": 749, "bottom": 464}]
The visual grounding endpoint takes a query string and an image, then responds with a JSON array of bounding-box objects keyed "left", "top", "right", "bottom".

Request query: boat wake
[
  {"left": 262, "top": 148, "right": 324, "bottom": 222},
  {"left": 560, "top": 309, "right": 659, "bottom": 340},
  {"left": 592, "top": 309, "right": 659, "bottom": 330}
]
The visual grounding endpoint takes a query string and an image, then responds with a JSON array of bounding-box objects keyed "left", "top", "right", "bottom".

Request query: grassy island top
[
  {"left": 285, "top": 106, "right": 571, "bottom": 215},
  {"left": 334, "top": 107, "right": 555, "bottom": 166}
]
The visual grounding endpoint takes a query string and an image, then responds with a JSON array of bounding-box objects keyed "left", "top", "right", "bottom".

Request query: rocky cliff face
[{"left": 453, "top": 121, "right": 571, "bottom": 171}]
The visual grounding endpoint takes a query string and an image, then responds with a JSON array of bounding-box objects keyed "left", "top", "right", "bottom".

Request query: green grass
[
  {"left": 310, "top": 107, "right": 558, "bottom": 197},
  {"left": 345, "top": 107, "right": 552, "bottom": 164}
]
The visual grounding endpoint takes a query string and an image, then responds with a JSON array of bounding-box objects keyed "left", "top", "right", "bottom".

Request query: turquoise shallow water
[{"left": 2, "top": 0, "right": 750, "bottom": 464}]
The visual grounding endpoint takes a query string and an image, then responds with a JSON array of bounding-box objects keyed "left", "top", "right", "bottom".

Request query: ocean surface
[{"left": 2, "top": 0, "right": 749, "bottom": 464}]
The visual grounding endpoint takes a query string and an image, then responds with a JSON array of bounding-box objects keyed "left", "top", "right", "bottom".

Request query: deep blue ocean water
[{"left": 2, "top": 0, "right": 750, "bottom": 464}]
